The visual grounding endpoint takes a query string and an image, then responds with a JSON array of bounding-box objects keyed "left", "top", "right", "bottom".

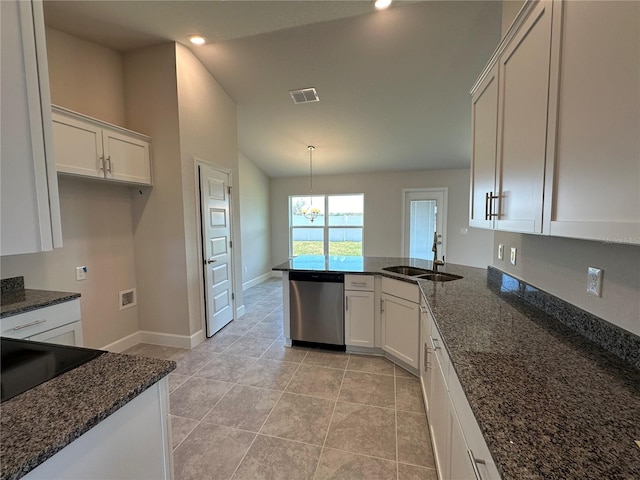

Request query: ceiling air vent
[{"left": 289, "top": 87, "right": 319, "bottom": 104}]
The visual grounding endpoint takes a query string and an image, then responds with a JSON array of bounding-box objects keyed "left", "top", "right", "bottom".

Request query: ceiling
[{"left": 43, "top": 1, "right": 502, "bottom": 177}]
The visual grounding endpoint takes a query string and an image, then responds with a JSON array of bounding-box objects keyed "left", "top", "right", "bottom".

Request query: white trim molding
[{"left": 101, "top": 329, "right": 206, "bottom": 352}]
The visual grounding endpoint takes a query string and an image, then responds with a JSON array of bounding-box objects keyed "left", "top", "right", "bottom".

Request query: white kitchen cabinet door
[
  {"left": 494, "top": 0, "right": 553, "bottom": 234},
  {"left": 28, "top": 321, "right": 84, "bottom": 347},
  {"left": 52, "top": 106, "right": 152, "bottom": 186},
  {"left": 429, "top": 350, "right": 451, "bottom": 480},
  {"left": 52, "top": 113, "right": 104, "bottom": 178},
  {"left": 450, "top": 409, "right": 477, "bottom": 480},
  {"left": 345, "top": 290, "right": 374, "bottom": 348},
  {"left": 0, "top": 0, "right": 62, "bottom": 256},
  {"left": 543, "top": 0, "right": 640, "bottom": 244},
  {"left": 419, "top": 303, "right": 433, "bottom": 416},
  {"left": 469, "top": 63, "right": 499, "bottom": 229},
  {"left": 103, "top": 127, "right": 152, "bottom": 184},
  {"left": 381, "top": 292, "right": 419, "bottom": 369}
]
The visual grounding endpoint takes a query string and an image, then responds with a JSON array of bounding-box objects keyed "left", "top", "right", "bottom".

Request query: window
[{"left": 290, "top": 194, "right": 364, "bottom": 256}]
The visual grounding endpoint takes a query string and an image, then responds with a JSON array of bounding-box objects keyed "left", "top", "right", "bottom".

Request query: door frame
[
  {"left": 400, "top": 187, "right": 448, "bottom": 259},
  {"left": 194, "top": 159, "right": 237, "bottom": 337}
]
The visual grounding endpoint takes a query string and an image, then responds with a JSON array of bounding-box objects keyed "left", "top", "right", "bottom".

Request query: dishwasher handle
[{"left": 289, "top": 272, "right": 344, "bottom": 283}]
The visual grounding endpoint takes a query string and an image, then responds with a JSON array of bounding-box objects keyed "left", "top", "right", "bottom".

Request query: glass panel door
[{"left": 403, "top": 189, "right": 447, "bottom": 261}]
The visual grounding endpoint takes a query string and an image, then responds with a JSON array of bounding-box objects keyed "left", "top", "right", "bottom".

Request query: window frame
[{"left": 289, "top": 194, "right": 364, "bottom": 257}]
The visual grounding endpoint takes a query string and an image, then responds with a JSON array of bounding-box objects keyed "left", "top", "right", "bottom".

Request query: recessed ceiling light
[
  {"left": 189, "top": 35, "right": 205, "bottom": 45},
  {"left": 374, "top": 0, "right": 392, "bottom": 10}
]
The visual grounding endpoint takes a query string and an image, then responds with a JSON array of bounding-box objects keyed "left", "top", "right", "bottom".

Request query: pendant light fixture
[{"left": 301, "top": 146, "right": 320, "bottom": 222}]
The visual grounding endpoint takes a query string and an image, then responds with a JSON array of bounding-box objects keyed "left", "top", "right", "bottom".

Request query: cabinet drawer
[
  {"left": 381, "top": 277, "right": 420, "bottom": 303},
  {"left": 345, "top": 274, "right": 374, "bottom": 291},
  {"left": 1, "top": 300, "right": 81, "bottom": 339}
]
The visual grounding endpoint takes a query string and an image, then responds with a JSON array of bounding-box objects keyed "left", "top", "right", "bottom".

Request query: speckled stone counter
[
  {"left": 0, "top": 352, "right": 175, "bottom": 480},
  {"left": 0, "top": 276, "right": 80, "bottom": 318},
  {"left": 274, "top": 256, "right": 640, "bottom": 479},
  {"left": 418, "top": 264, "right": 640, "bottom": 480}
]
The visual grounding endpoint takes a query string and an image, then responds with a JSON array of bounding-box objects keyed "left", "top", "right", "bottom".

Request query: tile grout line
[
  {"left": 228, "top": 348, "right": 309, "bottom": 480},
  {"left": 395, "top": 365, "right": 400, "bottom": 479},
  {"left": 311, "top": 357, "right": 349, "bottom": 479}
]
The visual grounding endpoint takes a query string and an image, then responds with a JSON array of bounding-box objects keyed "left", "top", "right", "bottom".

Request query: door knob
[{"left": 206, "top": 258, "right": 217, "bottom": 264}]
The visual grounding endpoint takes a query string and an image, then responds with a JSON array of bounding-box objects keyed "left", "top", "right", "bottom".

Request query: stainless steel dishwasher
[{"left": 289, "top": 271, "right": 344, "bottom": 347}]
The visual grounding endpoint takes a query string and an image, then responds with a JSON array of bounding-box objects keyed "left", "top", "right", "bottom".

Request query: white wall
[
  {"left": 45, "top": 28, "right": 126, "bottom": 126},
  {"left": 493, "top": 232, "right": 640, "bottom": 337},
  {"left": 175, "top": 43, "right": 243, "bottom": 332},
  {"left": 1, "top": 177, "right": 139, "bottom": 348},
  {"left": 1, "top": 29, "right": 139, "bottom": 349},
  {"left": 239, "top": 152, "right": 272, "bottom": 287},
  {"left": 123, "top": 43, "right": 191, "bottom": 337},
  {"left": 270, "top": 169, "right": 493, "bottom": 269}
]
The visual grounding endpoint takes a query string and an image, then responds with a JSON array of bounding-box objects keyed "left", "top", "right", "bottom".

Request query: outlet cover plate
[
  {"left": 510, "top": 247, "right": 517, "bottom": 266},
  {"left": 498, "top": 244, "right": 504, "bottom": 261},
  {"left": 587, "top": 267, "right": 603, "bottom": 297},
  {"left": 75, "top": 266, "right": 87, "bottom": 281}
]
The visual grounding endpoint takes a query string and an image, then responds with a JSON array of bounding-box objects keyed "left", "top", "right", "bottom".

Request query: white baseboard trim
[
  {"left": 237, "top": 304, "right": 246, "bottom": 318},
  {"left": 242, "top": 271, "right": 278, "bottom": 290},
  {"left": 101, "top": 329, "right": 206, "bottom": 352},
  {"left": 101, "top": 331, "right": 142, "bottom": 353}
]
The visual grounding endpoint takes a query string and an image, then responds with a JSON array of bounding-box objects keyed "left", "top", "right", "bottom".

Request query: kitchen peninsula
[
  {"left": 273, "top": 256, "right": 640, "bottom": 479},
  {"left": 0, "top": 348, "right": 175, "bottom": 480}
]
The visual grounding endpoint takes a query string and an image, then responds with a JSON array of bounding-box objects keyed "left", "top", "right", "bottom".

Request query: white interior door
[
  {"left": 199, "top": 164, "right": 234, "bottom": 337},
  {"left": 403, "top": 189, "right": 447, "bottom": 262}
]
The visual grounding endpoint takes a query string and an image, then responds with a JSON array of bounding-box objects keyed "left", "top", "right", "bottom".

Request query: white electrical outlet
[
  {"left": 498, "top": 244, "right": 504, "bottom": 261},
  {"left": 460, "top": 227, "right": 468, "bottom": 235},
  {"left": 587, "top": 267, "right": 603, "bottom": 297},
  {"left": 75, "top": 266, "right": 87, "bottom": 281},
  {"left": 510, "top": 247, "right": 517, "bottom": 266}
]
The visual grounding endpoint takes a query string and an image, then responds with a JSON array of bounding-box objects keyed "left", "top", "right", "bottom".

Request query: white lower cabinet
[
  {"left": 345, "top": 290, "right": 374, "bottom": 348},
  {"left": 381, "top": 293, "right": 419, "bottom": 369},
  {"left": 23, "top": 377, "right": 173, "bottom": 480},
  {"left": 426, "top": 311, "right": 501, "bottom": 480},
  {"left": 1, "top": 299, "right": 83, "bottom": 347}
]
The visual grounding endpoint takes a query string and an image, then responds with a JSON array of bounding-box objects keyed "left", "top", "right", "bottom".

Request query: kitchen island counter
[
  {"left": 273, "top": 256, "right": 640, "bottom": 479},
  {"left": 0, "top": 350, "right": 175, "bottom": 480}
]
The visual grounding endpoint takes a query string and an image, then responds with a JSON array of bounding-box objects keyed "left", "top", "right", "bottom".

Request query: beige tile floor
[{"left": 124, "top": 278, "right": 437, "bottom": 480}]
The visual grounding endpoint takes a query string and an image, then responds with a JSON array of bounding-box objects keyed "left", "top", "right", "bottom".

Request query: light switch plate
[
  {"left": 498, "top": 244, "right": 504, "bottom": 261},
  {"left": 510, "top": 247, "right": 517, "bottom": 266}
]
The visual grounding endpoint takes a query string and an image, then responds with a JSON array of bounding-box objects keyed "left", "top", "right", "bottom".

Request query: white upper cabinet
[
  {"left": 53, "top": 106, "right": 152, "bottom": 186},
  {"left": 471, "top": 0, "right": 639, "bottom": 244},
  {"left": 469, "top": 64, "right": 499, "bottom": 229},
  {"left": 1, "top": 0, "right": 62, "bottom": 256},
  {"left": 470, "top": 0, "right": 554, "bottom": 234},
  {"left": 543, "top": 1, "right": 640, "bottom": 244},
  {"left": 494, "top": 0, "right": 552, "bottom": 233}
]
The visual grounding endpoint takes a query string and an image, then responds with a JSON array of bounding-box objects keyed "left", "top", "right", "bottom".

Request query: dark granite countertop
[
  {"left": 0, "top": 289, "right": 80, "bottom": 318},
  {"left": 418, "top": 264, "right": 640, "bottom": 480},
  {"left": 274, "top": 256, "right": 640, "bottom": 479},
  {"left": 273, "top": 255, "right": 435, "bottom": 281},
  {"left": 0, "top": 351, "right": 175, "bottom": 480}
]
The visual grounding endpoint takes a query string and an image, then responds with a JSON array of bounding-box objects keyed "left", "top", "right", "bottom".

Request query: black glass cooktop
[{"left": 0, "top": 337, "right": 105, "bottom": 403}]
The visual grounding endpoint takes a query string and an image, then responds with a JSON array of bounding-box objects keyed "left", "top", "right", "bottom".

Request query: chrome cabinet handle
[
  {"left": 99, "top": 155, "right": 105, "bottom": 171},
  {"left": 468, "top": 450, "right": 486, "bottom": 480},
  {"left": 424, "top": 343, "right": 431, "bottom": 370},
  {"left": 486, "top": 191, "right": 499, "bottom": 220},
  {"left": 431, "top": 336, "right": 440, "bottom": 350},
  {"left": 345, "top": 296, "right": 349, "bottom": 311},
  {"left": 12, "top": 319, "right": 47, "bottom": 331},
  {"left": 105, "top": 156, "right": 112, "bottom": 173},
  {"left": 380, "top": 299, "right": 384, "bottom": 313}
]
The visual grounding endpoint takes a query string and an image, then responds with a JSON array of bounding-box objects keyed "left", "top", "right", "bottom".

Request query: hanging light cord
[{"left": 308, "top": 145, "right": 315, "bottom": 194}]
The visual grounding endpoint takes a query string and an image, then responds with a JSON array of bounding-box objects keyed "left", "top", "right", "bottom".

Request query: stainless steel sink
[
  {"left": 417, "top": 273, "right": 463, "bottom": 282},
  {"left": 382, "top": 266, "right": 433, "bottom": 276}
]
